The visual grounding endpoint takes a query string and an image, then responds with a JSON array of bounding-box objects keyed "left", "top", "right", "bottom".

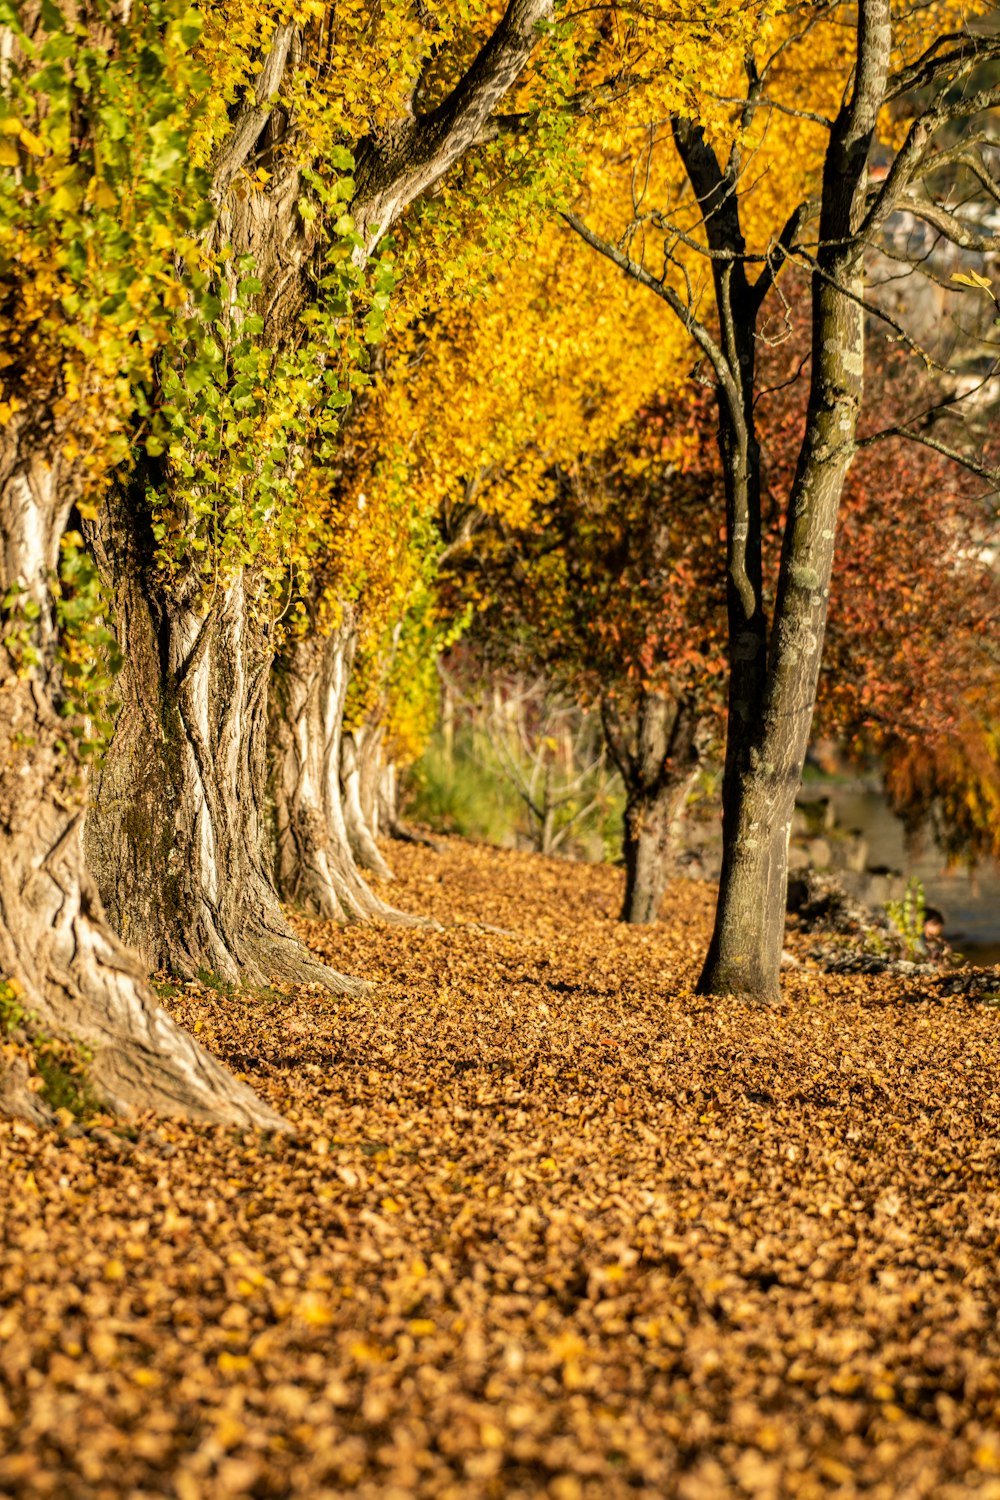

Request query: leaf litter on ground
[{"left": 2, "top": 836, "right": 1000, "bottom": 1499}]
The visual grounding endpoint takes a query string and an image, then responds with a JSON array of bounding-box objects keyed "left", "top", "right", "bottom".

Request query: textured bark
[
  {"left": 0, "top": 434, "right": 283, "bottom": 1127},
  {"left": 270, "top": 630, "right": 422, "bottom": 925},
  {"left": 342, "top": 727, "right": 394, "bottom": 879},
  {"left": 85, "top": 488, "right": 359, "bottom": 994},
  {"left": 92, "top": 3, "right": 553, "bottom": 977},
  {"left": 604, "top": 694, "right": 702, "bottom": 926},
  {"left": 697, "top": 0, "right": 892, "bottom": 999}
]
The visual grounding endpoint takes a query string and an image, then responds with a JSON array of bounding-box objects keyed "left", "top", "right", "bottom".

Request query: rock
[{"left": 808, "top": 837, "right": 833, "bottom": 869}]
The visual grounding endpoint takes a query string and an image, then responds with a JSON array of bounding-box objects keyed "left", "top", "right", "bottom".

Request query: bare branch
[
  {"left": 561, "top": 211, "right": 747, "bottom": 437},
  {"left": 894, "top": 196, "right": 1000, "bottom": 255},
  {"left": 884, "top": 31, "right": 1000, "bottom": 105},
  {"left": 854, "top": 424, "right": 1000, "bottom": 486},
  {"left": 705, "top": 90, "right": 834, "bottom": 131}
]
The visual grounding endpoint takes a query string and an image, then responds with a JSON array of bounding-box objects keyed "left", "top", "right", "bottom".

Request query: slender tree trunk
[
  {"left": 269, "top": 629, "right": 422, "bottom": 924},
  {"left": 698, "top": 279, "right": 866, "bottom": 995},
  {"left": 85, "top": 489, "right": 358, "bottom": 993},
  {"left": 698, "top": 4, "right": 886, "bottom": 995},
  {"left": 0, "top": 437, "right": 282, "bottom": 1126},
  {"left": 604, "top": 693, "right": 702, "bottom": 925}
]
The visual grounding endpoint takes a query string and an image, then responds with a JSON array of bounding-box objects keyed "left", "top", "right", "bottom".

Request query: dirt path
[{"left": 2, "top": 839, "right": 999, "bottom": 1498}]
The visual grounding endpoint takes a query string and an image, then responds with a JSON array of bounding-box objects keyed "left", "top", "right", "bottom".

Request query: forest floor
[{"left": 2, "top": 839, "right": 1000, "bottom": 1500}]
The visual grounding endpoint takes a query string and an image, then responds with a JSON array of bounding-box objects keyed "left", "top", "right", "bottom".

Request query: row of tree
[
  {"left": 446, "top": 322, "right": 999, "bottom": 922},
  {"left": 1, "top": 0, "right": 998, "bottom": 1125}
]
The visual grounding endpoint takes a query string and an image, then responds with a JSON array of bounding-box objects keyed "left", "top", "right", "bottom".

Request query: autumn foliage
[{"left": 3, "top": 840, "right": 1000, "bottom": 1497}]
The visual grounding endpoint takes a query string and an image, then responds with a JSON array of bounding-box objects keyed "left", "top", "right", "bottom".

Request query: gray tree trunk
[
  {"left": 697, "top": 1, "right": 890, "bottom": 998},
  {"left": 341, "top": 727, "right": 394, "bottom": 879},
  {"left": 84, "top": 489, "right": 359, "bottom": 993},
  {"left": 0, "top": 435, "right": 282, "bottom": 1126},
  {"left": 269, "top": 629, "right": 422, "bottom": 924},
  {"left": 604, "top": 694, "right": 702, "bottom": 926}
]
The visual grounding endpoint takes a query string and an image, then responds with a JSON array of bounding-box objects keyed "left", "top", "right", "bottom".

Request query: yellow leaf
[
  {"left": 298, "top": 1294, "right": 334, "bottom": 1327},
  {"left": 17, "top": 127, "right": 44, "bottom": 155},
  {"left": 91, "top": 180, "right": 117, "bottom": 210},
  {"left": 217, "top": 1351, "right": 251, "bottom": 1373},
  {"left": 951, "top": 270, "right": 994, "bottom": 292}
]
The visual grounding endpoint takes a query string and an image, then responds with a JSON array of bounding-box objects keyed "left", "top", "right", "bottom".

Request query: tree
[
  {"left": 0, "top": 0, "right": 279, "bottom": 1124},
  {"left": 446, "top": 390, "right": 727, "bottom": 921},
  {"left": 568, "top": 0, "right": 1000, "bottom": 997},
  {"left": 84, "top": 0, "right": 560, "bottom": 989}
]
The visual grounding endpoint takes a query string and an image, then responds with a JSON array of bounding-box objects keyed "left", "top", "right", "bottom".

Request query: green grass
[
  {"left": 1, "top": 976, "right": 101, "bottom": 1120},
  {"left": 402, "top": 727, "right": 626, "bottom": 863}
]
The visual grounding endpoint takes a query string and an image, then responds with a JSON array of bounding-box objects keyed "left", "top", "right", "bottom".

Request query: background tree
[
  {"left": 569, "top": 0, "right": 1000, "bottom": 997},
  {"left": 444, "top": 390, "right": 727, "bottom": 922},
  {"left": 0, "top": 0, "right": 279, "bottom": 1124}
]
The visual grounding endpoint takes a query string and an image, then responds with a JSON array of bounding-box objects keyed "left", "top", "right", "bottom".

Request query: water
[{"left": 826, "top": 788, "right": 1000, "bottom": 965}]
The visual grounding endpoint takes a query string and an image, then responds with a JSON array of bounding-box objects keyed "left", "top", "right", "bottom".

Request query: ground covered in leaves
[{"left": 3, "top": 839, "right": 1000, "bottom": 1499}]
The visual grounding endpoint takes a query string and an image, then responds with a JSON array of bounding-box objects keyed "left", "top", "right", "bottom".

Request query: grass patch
[{"left": 1, "top": 976, "right": 102, "bottom": 1120}]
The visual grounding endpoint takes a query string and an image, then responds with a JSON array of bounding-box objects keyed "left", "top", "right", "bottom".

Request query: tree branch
[
  {"left": 351, "top": 0, "right": 554, "bottom": 250},
  {"left": 884, "top": 31, "right": 1000, "bottom": 105},
  {"left": 854, "top": 424, "right": 1000, "bottom": 485},
  {"left": 210, "top": 23, "right": 298, "bottom": 204}
]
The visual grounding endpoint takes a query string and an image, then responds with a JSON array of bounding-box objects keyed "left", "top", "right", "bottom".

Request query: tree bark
[
  {"left": 621, "top": 775, "right": 699, "bottom": 924},
  {"left": 697, "top": 0, "right": 891, "bottom": 998},
  {"left": 85, "top": 488, "right": 360, "bottom": 993},
  {"left": 0, "top": 435, "right": 283, "bottom": 1126},
  {"left": 269, "top": 628, "right": 422, "bottom": 924},
  {"left": 341, "top": 726, "right": 394, "bottom": 879},
  {"left": 603, "top": 693, "right": 702, "bottom": 926}
]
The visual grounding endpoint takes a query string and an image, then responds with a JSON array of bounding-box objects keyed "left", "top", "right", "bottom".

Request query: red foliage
[
  {"left": 450, "top": 325, "right": 999, "bottom": 855},
  {"left": 756, "top": 327, "right": 1000, "bottom": 858}
]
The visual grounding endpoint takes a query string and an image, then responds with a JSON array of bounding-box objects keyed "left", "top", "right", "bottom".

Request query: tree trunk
[
  {"left": 697, "top": 6, "right": 886, "bottom": 996},
  {"left": 341, "top": 727, "right": 394, "bottom": 879},
  {"left": 604, "top": 693, "right": 702, "bottom": 926},
  {"left": 378, "top": 761, "right": 400, "bottom": 834},
  {"left": 621, "top": 770, "right": 699, "bottom": 924},
  {"left": 0, "top": 438, "right": 282, "bottom": 1127},
  {"left": 85, "top": 489, "right": 359, "bottom": 993},
  {"left": 356, "top": 724, "right": 384, "bottom": 839},
  {"left": 270, "top": 628, "right": 422, "bottom": 924},
  {"left": 698, "top": 283, "right": 866, "bottom": 995}
]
